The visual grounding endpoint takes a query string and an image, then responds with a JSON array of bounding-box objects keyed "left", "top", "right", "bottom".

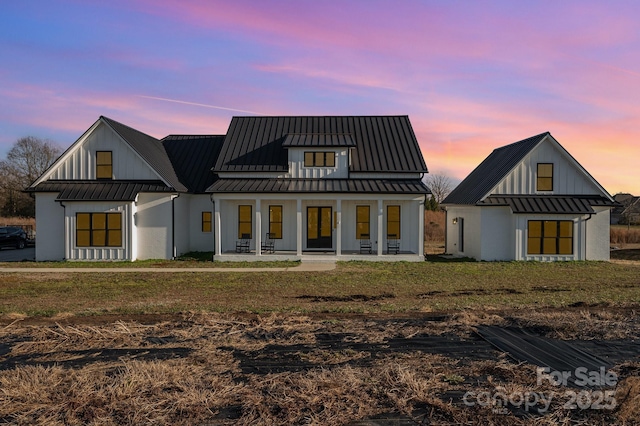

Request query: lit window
[
  {"left": 202, "top": 212, "right": 212, "bottom": 233},
  {"left": 96, "top": 151, "right": 113, "bottom": 179},
  {"left": 537, "top": 163, "right": 553, "bottom": 191},
  {"left": 76, "top": 212, "right": 122, "bottom": 247},
  {"left": 269, "top": 205, "right": 283, "bottom": 239},
  {"left": 304, "top": 152, "right": 335, "bottom": 167},
  {"left": 527, "top": 220, "right": 573, "bottom": 255},
  {"left": 387, "top": 205, "right": 401, "bottom": 239},
  {"left": 356, "top": 206, "right": 370, "bottom": 239},
  {"left": 238, "top": 205, "right": 252, "bottom": 239}
]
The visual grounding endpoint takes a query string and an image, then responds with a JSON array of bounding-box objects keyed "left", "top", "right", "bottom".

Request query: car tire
[{"left": 17, "top": 240, "right": 25, "bottom": 250}]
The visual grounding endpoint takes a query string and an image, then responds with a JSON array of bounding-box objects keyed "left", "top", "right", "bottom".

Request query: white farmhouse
[
  {"left": 27, "top": 115, "right": 430, "bottom": 261},
  {"left": 442, "top": 132, "right": 616, "bottom": 261}
]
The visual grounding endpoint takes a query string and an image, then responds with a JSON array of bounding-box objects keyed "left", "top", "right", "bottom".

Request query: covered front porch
[{"left": 212, "top": 193, "right": 425, "bottom": 262}]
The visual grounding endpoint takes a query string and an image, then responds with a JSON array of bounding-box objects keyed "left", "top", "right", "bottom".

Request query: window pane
[
  {"left": 538, "top": 163, "right": 553, "bottom": 177},
  {"left": 357, "top": 206, "right": 369, "bottom": 222},
  {"left": 388, "top": 206, "right": 400, "bottom": 221},
  {"left": 93, "top": 213, "right": 106, "bottom": 230},
  {"left": 543, "top": 237, "right": 556, "bottom": 254},
  {"left": 321, "top": 208, "right": 332, "bottom": 237},
  {"left": 559, "top": 238, "right": 572, "bottom": 254},
  {"left": 108, "top": 230, "right": 122, "bottom": 247},
  {"left": 325, "top": 152, "right": 335, "bottom": 167},
  {"left": 270, "top": 206, "right": 282, "bottom": 222},
  {"left": 537, "top": 177, "right": 553, "bottom": 191},
  {"left": 77, "top": 213, "right": 90, "bottom": 230},
  {"left": 202, "top": 212, "right": 212, "bottom": 232},
  {"left": 108, "top": 213, "right": 121, "bottom": 229},
  {"left": 96, "top": 165, "right": 112, "bottom": 179},
  {"left": 270, "top": 222, "right": 282, "bottom": 239},
  {"left": 357, "top": 223, "right": 370, "bottom": 239},
  {"left": 239, "top": 223, "right": 252, "bottom": 238},
  {"left": 96, "top": 151, "right": 112, "bottom": 164},
  {"left": 559, "top": 221, "right": 572, "bottom": 237},
  {"left": 304, "top": 152, "right": 314, "bottom": 167},
  {"left": 528, "top": 221, "right": 541, "bottom": 238},
  {"left": 93, "top": 230, "right": 106, "bottom": 246},
  {"left": 77, "top": 230, "right": 90, "bottom": 247},
  {"left": 543, "top": 221, "right": 557, "bottom": 237},
  {"left": 239, "top": 206, "right": 252, "bottom": 222},
  {"left": 307, "top": 208, "right": 318, "bottom": 239},
  {"left": 527, "top": 237, "right": 541, "bottom": 254}
]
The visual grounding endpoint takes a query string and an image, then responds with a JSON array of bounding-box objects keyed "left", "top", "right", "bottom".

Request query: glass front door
[{"left": 307, "top": 207, "right": 332, "bottom": 249}]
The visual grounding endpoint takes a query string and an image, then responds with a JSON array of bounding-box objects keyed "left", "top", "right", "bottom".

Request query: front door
[{"left": 307, "top": 207, "right": 332, "bottom": 249}]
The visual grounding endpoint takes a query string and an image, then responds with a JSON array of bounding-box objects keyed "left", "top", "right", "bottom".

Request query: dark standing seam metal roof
[
  {"left": 479, "top": 195, "right": 616, "bottom": 214},
  {"left": 162, "top": 135, "right": 225, "bottom": 193},
  {"left": 27, "top": 180, "right": 173, "bottom": 201},
  {"left": 207, "top": 178, "right": 430, "bottom": 194},
  {"left": 101, "top": 116, "right": 188, "bottom": 192},
  {"left": 443, "top": 132, "right": 549, "bottom": 205},
  {"left": 282, "top": 133, "right": 356, "bottom": 147},
  {"left": 214, "top": 116, "right": 428, "bottom": 173}
]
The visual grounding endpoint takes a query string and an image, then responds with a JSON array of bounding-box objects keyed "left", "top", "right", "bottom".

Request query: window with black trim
[
  {"left": 269, "top": 205, "right": 283, "bottom": 239},
  {"left": 238, "top": 205, "right": 252, "bottom": 239},
  {"left": 387, "top": 205, "right": 401, "bottom": 238},
  {"left": 356, "top": 205, "right": 370, "bottom": 239},
  {"left": 96, "top": 151, "right": 113, "bottom": 179},
  {"left": 202, "top": 211, "right": 212, "bottom": 233},
  {"left": 304, "top": 152, "right": 335, "bottom": 167},
  {"left": 537, "top": 163, "right": 553, "bottom": 191},
  {"left": 527, "top": 220, "right": 573, "bottom": 255},
  {"left": 76, "top": 212, "right": 122, "bottom": 247}
]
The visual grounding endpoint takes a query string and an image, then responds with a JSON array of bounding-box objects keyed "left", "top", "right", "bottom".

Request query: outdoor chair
[
  {"left": 387, "top": 234, "right": 400, "bottom": 254},
  {"left": 359, "top": 233, "right": 372, "bottom": 254},
  {"left": 235, "top": 233, "right": 251, "bottom": 253},
  {"left": 261, "top": 232, "right": 276, "bottom": 254}
]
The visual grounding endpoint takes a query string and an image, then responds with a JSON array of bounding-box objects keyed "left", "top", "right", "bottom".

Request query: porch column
[
  {"left": 336, "top": 199, "right": 342, "bottom": 256},
  {"left": 255, "top": 199, "right": 262, "bottom": 256},
  {"left": 418, "top": 200, "right": 425, "bottom": 257},
  {"left": 296, "top": 199, "right": 302, "bottom": 255},
  {"left": 214, "top": 199, "right": 221, "bottom": 255},
  {"left": 377, "top": 199, "right": 383, "bottom": 256}
]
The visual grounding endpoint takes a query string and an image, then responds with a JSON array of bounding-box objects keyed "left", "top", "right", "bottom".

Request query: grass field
[{"left": 1, "top": 260, "right": 639, "bottom": 317}]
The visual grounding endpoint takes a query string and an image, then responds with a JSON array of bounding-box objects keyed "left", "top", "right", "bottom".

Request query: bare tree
[
  {"left": 0, "top": 136, "right": 61, "bottom": 217},
  {"left": 425, "top": 174, "right": 453, "bottom": 204}
]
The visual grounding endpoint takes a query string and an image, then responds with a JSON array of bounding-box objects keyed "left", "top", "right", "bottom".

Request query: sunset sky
[{"left": 1, "top": 0, "right": 638, "bottom": 194}]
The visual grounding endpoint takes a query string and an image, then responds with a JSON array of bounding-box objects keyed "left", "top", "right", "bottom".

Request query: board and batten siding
[
  {"left": 288, "top": 148, "right": 349, "bottom": 178},
  {"left": 491, "top": 139, "right": 601, "bottom": 196},
  {"left": 64, "top": 202, "right": 132, "bottom": 261},
  {"left": 46, "top": 122, "right": 159, "bottom": 181}
]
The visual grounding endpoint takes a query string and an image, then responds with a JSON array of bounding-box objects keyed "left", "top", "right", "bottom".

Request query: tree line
[{"left": 0, "top": 137, "right": 61, "bottom": 217}]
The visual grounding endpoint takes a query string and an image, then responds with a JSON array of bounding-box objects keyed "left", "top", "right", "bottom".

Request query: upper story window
[
  {"left": 96, "top": 151, "right": 113, "bottom": 179},
  {"left": 536, "top": 163, "right": 553, "bottom": 191},
  {"left": 304, "top": 151, "right": 335, "bottom": 167}
]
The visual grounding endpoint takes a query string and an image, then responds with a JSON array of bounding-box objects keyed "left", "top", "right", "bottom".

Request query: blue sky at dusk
[{"left": 1, "top": 0, "right": 639, "bottom": 193}]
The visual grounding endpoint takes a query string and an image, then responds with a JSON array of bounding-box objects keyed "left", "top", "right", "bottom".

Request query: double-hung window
[{"left": 96, "top": 151, "right": 113, "bottom": 179}]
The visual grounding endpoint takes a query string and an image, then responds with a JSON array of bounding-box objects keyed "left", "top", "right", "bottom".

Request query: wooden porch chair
[
  {"left": 387, "top": 234, "right": 400, "bottom": 254},
  {"left": 235, "top": 233, "right": 251, "bottom": 253},
  {"left": 359, "top": 233, "right": 372, "bottom": 254},
  {"left": 261, "top": 232, "right": 276, "bottom": 254}
]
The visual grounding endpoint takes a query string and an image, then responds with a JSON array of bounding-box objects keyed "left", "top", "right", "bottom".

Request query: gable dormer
[{"left": 283, "top": 133, "right": 354, "bottom": 178}]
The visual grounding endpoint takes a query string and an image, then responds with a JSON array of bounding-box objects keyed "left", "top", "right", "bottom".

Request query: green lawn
[{"left": 1, "top": 261, "right": 639, "bottom": 317}]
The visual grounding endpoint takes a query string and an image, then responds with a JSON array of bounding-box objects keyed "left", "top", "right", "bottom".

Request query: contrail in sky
[{"left": 138, "top": 95, "right": 265, "bottom": 115}]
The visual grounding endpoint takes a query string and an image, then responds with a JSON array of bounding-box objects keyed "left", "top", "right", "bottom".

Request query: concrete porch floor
[{"left": 214, "top": 250, "right": 423, "bottom": 262}]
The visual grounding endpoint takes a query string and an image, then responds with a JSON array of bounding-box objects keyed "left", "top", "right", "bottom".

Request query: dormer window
[
  {"left": 304, "top": 152, "right": 335, "bottom": 167},
  {"left": 536, "top": 163, "right": 553, "bottom": 191},
  {"left": 96, "top": 151, "right": 113, "bottom": 179}
]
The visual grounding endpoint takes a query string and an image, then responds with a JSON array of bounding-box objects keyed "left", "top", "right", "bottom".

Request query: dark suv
[{"left": 0, "top": 226, "right": 27, "bottom": 249}]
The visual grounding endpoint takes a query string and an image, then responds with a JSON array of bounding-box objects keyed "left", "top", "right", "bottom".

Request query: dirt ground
[{"left": 2, "top": 306, "right": 640, "bottom": 425}]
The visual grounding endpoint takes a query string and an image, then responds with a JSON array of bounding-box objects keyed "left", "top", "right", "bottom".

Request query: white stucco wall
[
  {"left": 445, "top": 206, "right": 481, "bottom": 259},
  {"left": 586, "top": 207, "right": 610, "bottom": 261},
  {"left": 135, "top": 193, "right": 174, "bottom": 260},
  {"left": 479, "top": 207, "right": 514, "bottom": 261},
  {"left": 173, "top": 195, "right": 190, "bottom": 256},
  {"left": 35, "top": 193, "right": 65, "bottom": 261},
  {"left": 189, "top": 195, "right": 215, "bottom": 253}
]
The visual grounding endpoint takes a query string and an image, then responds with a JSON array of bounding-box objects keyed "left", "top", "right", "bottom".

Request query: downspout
[
  {"left": 423, "top": 193, "right": 428, "bottom": 260},
  {"left": 583, "top": 213, "right": 593, "bottom": 261},
  {"left": 171, "top": 193, "right": 180, "bottom": 259},
  {"left": 210, "top": 194, "right": 216, "bottom": 257},
  {"left": 56, "top": 200, "right": 67, "bottom": 260}
]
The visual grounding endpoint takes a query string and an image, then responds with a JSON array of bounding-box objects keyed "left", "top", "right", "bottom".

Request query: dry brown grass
[
  {"left": 611, "top": 226, "right": 640, "bottom": 246},
  {"left": 424, "top": 210, "right": 445, "bottom": 246},
  {"left": 0, "top": 216, "right": 35, "bottom": 228},
  {"left": 0, "top": 311, "right": 636, "bottom": 425}
]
